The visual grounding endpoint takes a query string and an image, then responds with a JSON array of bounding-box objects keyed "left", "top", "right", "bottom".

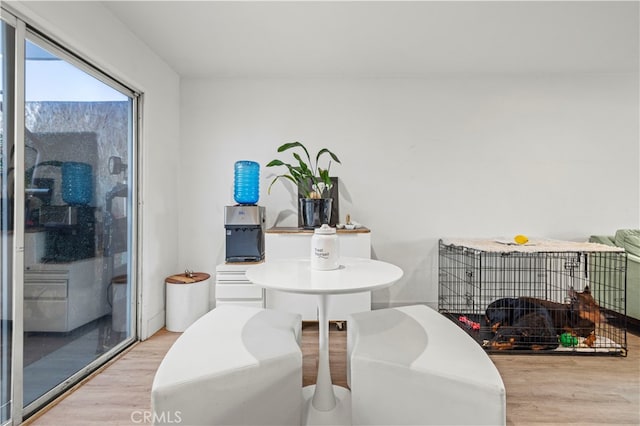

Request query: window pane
[{"left": 23, "top": 37, "right": 133, "bottom": 407}]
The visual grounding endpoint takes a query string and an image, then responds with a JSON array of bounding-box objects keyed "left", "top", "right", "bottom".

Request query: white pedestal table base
[{"left": 303, "top": 385, "right": 352, "bottom": 425}]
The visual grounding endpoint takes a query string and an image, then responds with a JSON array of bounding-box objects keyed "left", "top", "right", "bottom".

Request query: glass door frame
[
  {"left": 1, "top": 10, "right": 18, "bottom": 426},
  {"left": 9, "top": 11, "right": 26, "bottom": 425},
  {"left": 1, "top": 5, "right": 141, "bottom": 423}
]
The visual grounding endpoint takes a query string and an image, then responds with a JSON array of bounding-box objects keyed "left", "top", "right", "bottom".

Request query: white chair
[
  {"left": 152, "top": 305, "right": 303, "bottom": 426},
  {"left": 348, "top": 304, "right": 506, "bottom": 426}
]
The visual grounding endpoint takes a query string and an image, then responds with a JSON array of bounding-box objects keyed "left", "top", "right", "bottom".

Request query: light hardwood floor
[{"left": 26, "top": 322, "right": 640, "bottom": 426}]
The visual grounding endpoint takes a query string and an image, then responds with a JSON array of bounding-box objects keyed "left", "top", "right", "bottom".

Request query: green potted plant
[{"left": 266, "top": 141, "right": 341, "bottom": 229}]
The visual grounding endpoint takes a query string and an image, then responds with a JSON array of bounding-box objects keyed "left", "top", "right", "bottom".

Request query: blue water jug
[
  {"left": 234, "top": 160, "right": 260, "bottom": 205},
  {"left": 61, "top": 162, "right": 93, "bottom": 205}
]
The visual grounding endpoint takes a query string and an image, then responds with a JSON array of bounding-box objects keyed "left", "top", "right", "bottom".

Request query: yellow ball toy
[{"left": 514, "top": 234, "right": 529, "bottom": 245}]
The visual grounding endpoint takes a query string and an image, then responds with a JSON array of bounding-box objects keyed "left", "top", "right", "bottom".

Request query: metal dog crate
[{"left": 438, "top": 238, "right": 627, "bottom": 355}]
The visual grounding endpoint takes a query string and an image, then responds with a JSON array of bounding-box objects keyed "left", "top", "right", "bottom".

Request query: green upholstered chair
[{"left": 590, "top": 229, "right": 640, "bottom": 321}]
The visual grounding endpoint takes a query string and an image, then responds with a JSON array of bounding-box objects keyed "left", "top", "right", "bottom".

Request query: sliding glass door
[
  {"left": 22, "top": 34, "right": 137, "bottom": 412},
  {"left": 1, "top": 6, "right": 139, "bottom": 423}
]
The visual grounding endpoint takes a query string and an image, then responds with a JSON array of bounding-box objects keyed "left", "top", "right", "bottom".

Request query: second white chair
[{"left": 347, "top": 304, "right": 506, "bottom": 425}]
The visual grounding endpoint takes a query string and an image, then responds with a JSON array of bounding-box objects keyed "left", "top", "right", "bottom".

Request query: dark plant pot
[
  {"left": 297, "top": 177, "right": 339, "bottom": 227},
  {"left": 299, "top": 198, "right": 332, "bottom": 229}
]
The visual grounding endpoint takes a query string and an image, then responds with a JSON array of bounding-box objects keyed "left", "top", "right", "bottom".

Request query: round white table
[{"left": 246, "top": 257, "right": 403, "bottom": 425}]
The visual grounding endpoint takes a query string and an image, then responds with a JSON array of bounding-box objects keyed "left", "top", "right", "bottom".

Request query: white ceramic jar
[{"left": 311, "top": 224, "right": 339, "bottom": 270}]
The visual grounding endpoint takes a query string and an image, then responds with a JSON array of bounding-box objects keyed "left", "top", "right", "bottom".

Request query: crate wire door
[{"left": 438, "top": 239, "right": 627, "bottom": 355}]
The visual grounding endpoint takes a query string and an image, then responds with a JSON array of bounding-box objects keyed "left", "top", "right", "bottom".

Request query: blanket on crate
[{"left": 442, "top": 238, "right": 625, "bottom": 253}]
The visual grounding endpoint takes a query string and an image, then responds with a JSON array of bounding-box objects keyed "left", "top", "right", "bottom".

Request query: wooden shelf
[{"left": 266, "top": 226, "right": 370, "bottom": 234}]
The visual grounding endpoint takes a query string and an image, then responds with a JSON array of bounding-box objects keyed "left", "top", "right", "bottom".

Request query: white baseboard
[
  {"left": 371, "top": 301, "right": 438, "bottom": 311},
  {"left": 142, "top": 309, "right": 165, "bottom": 340}
]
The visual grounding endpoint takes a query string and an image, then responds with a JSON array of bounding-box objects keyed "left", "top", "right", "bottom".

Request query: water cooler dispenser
[
  {"left": 33, "top": 161, "right": 96, "bottom": 262},
  {"left": 225, "top": 160, "right": 265, "bottom": 262},
  {"left": 224, "top": 205, "right": 265, "bottom": 262}
]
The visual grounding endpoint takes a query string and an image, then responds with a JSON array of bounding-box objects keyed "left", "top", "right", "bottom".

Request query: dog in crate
[{"left": 485, "top": 285, "right": 603, "bottom": 350}]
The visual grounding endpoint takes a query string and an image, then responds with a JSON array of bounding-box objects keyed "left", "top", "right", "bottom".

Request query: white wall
[
  {"left": 180, "top": 74, "right": 639, "bottom": 308},
  {"left": 9, "top": 1, "right": 638, "bottom": 325},
  {"left": 9, "top": 1, "right": 181, "bottom": 339}
]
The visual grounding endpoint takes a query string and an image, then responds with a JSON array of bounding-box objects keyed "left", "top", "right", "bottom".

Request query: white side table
[{"left": 165, "top": 272, "right": 210, "bottom": 332}]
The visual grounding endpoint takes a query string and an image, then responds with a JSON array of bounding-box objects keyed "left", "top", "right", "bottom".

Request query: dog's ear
[{"left": 583, "top": 285, "right": 591, "bottom": 294}]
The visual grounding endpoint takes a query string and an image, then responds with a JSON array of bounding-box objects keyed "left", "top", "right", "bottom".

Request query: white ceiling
[{"left": 102, "top": 1, "right": 639, "bottom": 78}]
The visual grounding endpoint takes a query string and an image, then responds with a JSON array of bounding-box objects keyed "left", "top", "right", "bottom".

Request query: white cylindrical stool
[{"left": 165, "top": 272, "right": 211, "bottom": 332}]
